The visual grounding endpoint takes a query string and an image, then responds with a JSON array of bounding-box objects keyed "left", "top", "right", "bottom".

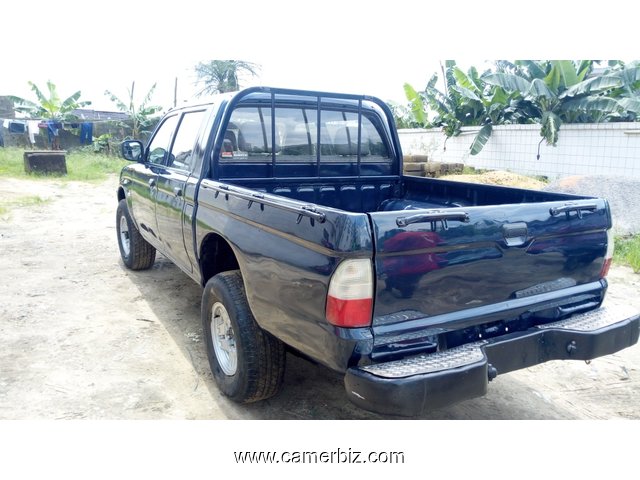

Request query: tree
[
  {"left": 484, "top": 60, "right": 626, "bottom": 147},
  {"left": 562, "top": 61, "right": 640, "bottom": 120},
  {"left": 403, "top": 61, "right": 526, "bottom": 154},
  {"left": 388, "top": 100, "right": 426, "bottom": 129},
  {"left": 194, "top": 60, "right": 260, "bottom": 96},
  {"left": 9, "top": 80, "right": 91, "bottom": 121},
  {"left": 104, "top": 82, "right": 162, "bottom": 139},
  {"left": 399, "top": 60, "right": 640, "bottom": 156}
]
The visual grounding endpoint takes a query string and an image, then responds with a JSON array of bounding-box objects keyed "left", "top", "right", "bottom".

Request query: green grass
[
  {"left": 0, "top": 147, "right": 127, "bottom": 181},
  {"left": 614, "top": 235, "right": 640, "bottom": 273},
  {"left": 0, "top": 195, "right": 50, "bottom": 217},
  {"left": 461, "top": 165, "right": 484, "bottom": 175}
]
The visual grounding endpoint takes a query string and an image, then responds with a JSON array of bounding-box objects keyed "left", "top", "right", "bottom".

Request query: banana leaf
[{"left": 470, "top": 124, "right": 493, "bottom": 155}]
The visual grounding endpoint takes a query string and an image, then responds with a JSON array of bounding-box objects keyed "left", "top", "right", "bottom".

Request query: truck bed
[
  {"left": 224, "top": 174, "right": 592, "bottom": 213},
  {"left": 198, "top": 172, "right": 611, "bottom": 366}
]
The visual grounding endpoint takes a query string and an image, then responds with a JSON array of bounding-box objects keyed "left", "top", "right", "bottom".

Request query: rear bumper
[{"left": 344, "top": 305, "right": 640, "bottom": 416}]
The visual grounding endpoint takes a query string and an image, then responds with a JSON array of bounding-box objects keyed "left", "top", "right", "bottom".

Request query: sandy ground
[
  {"left": 1, "top": 175, "right": 639, "bottom": 420},
  {"left": 440, "top": 170, "right": 547, "bottom": 190}
]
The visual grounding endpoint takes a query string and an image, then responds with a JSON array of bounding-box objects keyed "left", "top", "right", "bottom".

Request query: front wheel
[
  {"left": 202, "top": 270, "right": 285, "bottom": 403},
  {"left": 116, "top": 199, "right": 156, "bottom": 270}
]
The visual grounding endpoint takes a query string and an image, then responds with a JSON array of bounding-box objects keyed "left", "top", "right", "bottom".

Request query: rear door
[
  {"left": 127, "top": 114, "right": 180, "bottom": 243},
  {"left": 154, "top": 109, "right": 207, "bottom": 273},
  {"left": 368, "top": 199, "right": 610, "bottom": 324}
]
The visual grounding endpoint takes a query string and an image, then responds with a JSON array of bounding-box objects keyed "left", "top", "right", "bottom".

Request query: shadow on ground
[{"left": 123, "top": 256, "right": 579, "bottom": 420}]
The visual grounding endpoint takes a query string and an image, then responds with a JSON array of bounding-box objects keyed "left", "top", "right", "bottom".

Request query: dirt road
[{"left": 1, "top": 175, "right": 639, "bottom": 419}]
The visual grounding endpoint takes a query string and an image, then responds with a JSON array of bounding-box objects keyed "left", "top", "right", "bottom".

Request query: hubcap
[
  {"left": 211, "top": 302, "right": 237, "bottom": 376},
  {"left": 119, "top": 215, "right": 130, "bottom": 257}
]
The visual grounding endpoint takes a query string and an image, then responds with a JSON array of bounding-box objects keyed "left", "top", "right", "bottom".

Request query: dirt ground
[
  {"left": 1, "top": 175, "right": 639, "bottom": 420},
  {"left": 440, "top": 170, "right": 547, "bottom": 189}
]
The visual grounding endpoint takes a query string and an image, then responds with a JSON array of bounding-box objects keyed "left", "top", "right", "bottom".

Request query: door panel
[
  {"left": 126, "top": 162, "right": 159, "bottom": 242},
  {"left": 155, "top": 169, "right": 192, "bottom": 271},
  {"left": 154, "top": 110, "right": 207, "bottom": 273},
  {"left": 128, "top": 114, "right": 180, "bottom": 242}
]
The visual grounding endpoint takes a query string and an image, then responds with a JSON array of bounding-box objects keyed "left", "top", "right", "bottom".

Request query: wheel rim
[
  {"left": 211, "top": 302, "right": 237, "bottom": 376},
  {"left": 119, "top": 215, "right": 131, "bottom": 258}
]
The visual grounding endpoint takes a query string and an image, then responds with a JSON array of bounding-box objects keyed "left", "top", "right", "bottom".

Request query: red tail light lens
[{"left": 326, "top": 259, "right": 373, "bottom": 328}]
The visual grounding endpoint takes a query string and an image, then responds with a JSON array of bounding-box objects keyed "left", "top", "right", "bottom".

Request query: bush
[{"left": 614, "top": 235, "right": 640, "bottom": 273}]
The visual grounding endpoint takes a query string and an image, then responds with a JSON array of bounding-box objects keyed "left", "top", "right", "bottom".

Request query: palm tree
[
  {"left": 9, "top": 80, "right": 91, "bottom": 121},
  {"left": 194, "top": 60, "right": 260, "bottom": 96}
]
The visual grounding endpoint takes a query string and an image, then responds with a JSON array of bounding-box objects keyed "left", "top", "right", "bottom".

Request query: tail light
[
  {"left": 601, "top": 229, "right": 614, "bottom": 278},
  {"left": 326, "top": 259, "right": 373, "bottom": 328}
]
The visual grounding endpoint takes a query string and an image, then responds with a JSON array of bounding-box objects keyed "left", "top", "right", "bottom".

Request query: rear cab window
[{"left": 217, "top": 93, "right": 393, "bottom": 179}]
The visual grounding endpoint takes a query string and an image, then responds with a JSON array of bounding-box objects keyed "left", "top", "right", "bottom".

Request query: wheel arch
[
  {"left": 199, "top": 232, "right": 241, "bottom": 287},
  {"left": 117, "top": 187, "right": 126, "bottom": 202}
]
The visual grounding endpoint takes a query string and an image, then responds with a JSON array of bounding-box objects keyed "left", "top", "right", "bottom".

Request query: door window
[
  {"left": 168, "top": 110, "right": 206, "bottom": 171},
  {"left": 146, "top": 115, "right": 179, "bottom": 165}
]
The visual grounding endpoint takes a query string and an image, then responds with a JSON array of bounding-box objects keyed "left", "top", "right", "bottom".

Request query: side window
[
  {"left": 320, "top": 110, "right": 359, "bottom": 162},
  {"left": 220, "top": 107, "right": 274, "bottom": 162},
  {"left": 360, "top": 115, "right": 390, "bottom": 160},
  {"left": 277, "top": 107, "right": 317, "bottom": 161},
  {"left": 147, "top": 115, "right": 179, "bottom": 165},
  {"left": 168, "top": 110, "right": 206, "bottom": 171}
]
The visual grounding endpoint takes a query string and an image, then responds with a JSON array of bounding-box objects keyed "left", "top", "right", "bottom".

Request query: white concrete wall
[{"left": 398, "top": 123, "right": 640, "bottom": 179}]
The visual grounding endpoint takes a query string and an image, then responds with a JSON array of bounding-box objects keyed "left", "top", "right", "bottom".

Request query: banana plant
[
  {"left": 403, "top": 63, "right": 485, "bottom": 151},
  {"left": 105, "top": 82, "right": 162, "bottom": 139},
  {"left": 400, "top": 60, "right": 639, "bottom": 156},
  {"left": 403, "top": 83, "right": 429, "bottom": 128},
  {"left": 9, "top": 80, "right": 91, "bottom": 121},
  {"left": 484, "top": 60, "right": 625, "bottom": 146},
  {"left": 589, "top": 63, "right": 640, "bottom": 119}
]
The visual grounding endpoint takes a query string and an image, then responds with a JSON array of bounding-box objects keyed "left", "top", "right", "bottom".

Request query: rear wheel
[
  {"left": 202, "top": 270, "right": 285, "bottom": 403},
  {"left": 116, "top": 199, "right": 156, "bottom": 270}
]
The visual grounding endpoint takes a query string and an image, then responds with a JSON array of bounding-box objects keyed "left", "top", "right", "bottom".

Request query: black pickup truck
[{"left": 116, "top": 86, "right": 639, "bottom": 416}]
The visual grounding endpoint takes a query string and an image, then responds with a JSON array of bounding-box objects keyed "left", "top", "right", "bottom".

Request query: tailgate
[{"left": 368, "top": 199, "right": 611, "bottom": 325}]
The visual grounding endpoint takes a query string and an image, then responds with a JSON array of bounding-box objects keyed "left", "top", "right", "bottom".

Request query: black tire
[
  {"left": 116, "top": 199, "right": 156, "bottom": 270},
  {"left": 202, "top": 270, "right": 285, "bottom": 403}
]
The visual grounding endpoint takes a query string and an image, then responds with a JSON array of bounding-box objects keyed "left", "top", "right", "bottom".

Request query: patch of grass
[
  {"left": 532, "top": 175, "right": 549, "bottom": 184},
  {"left": 461, "top": 165, "right": 484, "bottom": 175},
  {"left": 0, "top": 147, "right": 127, "bottom": 181},
  {"left": 0, "top": 195, "right": 50, "bottom": 217},
  {"left": 0, "top": 147, "right": 26, "bottom": 177},
  {"left": 614, "top": 235, "right": 640, "bottom": 273}
]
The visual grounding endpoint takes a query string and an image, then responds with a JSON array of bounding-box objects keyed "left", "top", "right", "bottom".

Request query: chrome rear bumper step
[
  {"left": 345, "top": 305, "right": 639, "bottom": 415},
  {"left": 362, "top": 304, "right": 638, "bottom": 379}
]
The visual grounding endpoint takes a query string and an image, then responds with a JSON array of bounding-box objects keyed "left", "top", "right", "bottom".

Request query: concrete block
[{"left": 24, "top": 151, "right": 67, "bottom": 175}]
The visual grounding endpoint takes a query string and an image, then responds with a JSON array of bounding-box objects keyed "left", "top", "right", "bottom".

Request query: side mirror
[{"left": 121, "top": 140, "right": 144, "bottom": 162}]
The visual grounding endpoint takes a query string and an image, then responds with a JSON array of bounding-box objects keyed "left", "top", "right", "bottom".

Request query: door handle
[
  {"left": 173, "top": 187, "right": 183, "bottom": 197},
  {"left": 148, "top": 178, "right": 156, "bottom": 188},
  {"left": 396, "top": 210, "right": 470, "bottom": 227}
]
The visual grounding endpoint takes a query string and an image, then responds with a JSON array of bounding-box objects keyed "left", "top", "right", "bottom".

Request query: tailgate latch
[{"left": 502, "top": 222, "right": 528, "bottom": 247}]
